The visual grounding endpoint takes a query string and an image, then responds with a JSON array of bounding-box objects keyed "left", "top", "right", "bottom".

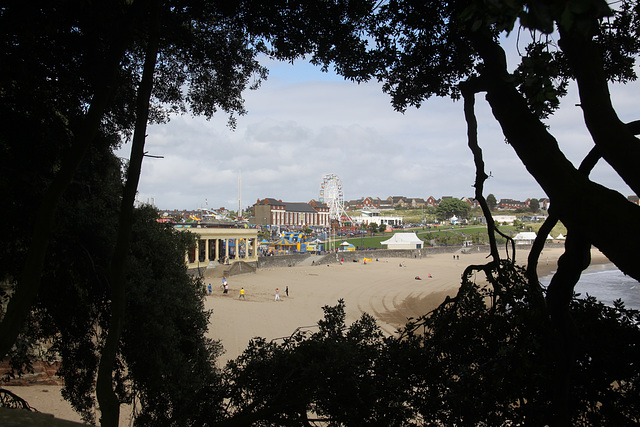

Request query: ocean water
[{"left": 542, "top": 265, "right": 640, "bottom": 310}]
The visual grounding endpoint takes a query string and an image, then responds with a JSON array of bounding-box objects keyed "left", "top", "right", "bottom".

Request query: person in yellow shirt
[{"left": 239, "top": 288, "right": 245, "bottom": 299}]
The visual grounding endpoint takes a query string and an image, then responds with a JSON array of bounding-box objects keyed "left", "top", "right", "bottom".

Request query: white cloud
[{"left": 119, "top": 56, "right": 639, "bottom": 211}]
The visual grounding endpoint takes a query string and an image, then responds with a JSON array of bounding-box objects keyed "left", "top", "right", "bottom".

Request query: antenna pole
[{"left": 238, "top": 170, "right": 242, "bottom": 220}]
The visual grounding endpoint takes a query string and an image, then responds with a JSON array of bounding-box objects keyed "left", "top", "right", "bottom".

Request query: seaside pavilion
[{"left": 177, "top": 225, "right": 259, "bottom": 269}]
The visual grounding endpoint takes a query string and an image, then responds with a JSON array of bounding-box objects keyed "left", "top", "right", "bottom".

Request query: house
[
  {"left": 461, "top": 197, "right": 480, "bottom": 208},
  {"left": 387, "top": 196, "right": 408, "bottom": 208},
  {"left": 425, "top": 196, "right": 439, "bottom": 207},
  {"left": 539, "top": 198, "right": 551, "bottom": 210},
  {"left": 346, "top": 197, "right": 382, "bottom": 210},
  {"left": 378, "top": 199, "right": 394, "bottom": 210},
  {"left": 380, "top": 232, "right": 424, "bottom": 249},
  {"left": 499, "top": 199, "right": 527, "bottom": 210},
  {"left": 408, "top": 198, "right": 426, "bottom": 208}
]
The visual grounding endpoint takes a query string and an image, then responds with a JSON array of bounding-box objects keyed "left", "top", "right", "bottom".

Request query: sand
[
  {"left": 4, "top": 246, "right": 610, "bottom": 423},
  {"left": 206, "top": 246, "right": 608, "bottom": 366}
]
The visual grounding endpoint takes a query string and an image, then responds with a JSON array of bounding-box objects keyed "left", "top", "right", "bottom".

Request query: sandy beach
[
  {"left": 205, "top": 246, "right": 607, "bottom": 366},
  {"left": 4, "top": 246, "right": 610, "bottom": 423}
]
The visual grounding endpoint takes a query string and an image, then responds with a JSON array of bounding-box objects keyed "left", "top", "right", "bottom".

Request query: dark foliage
[{"left": 221, "top": 263, "right": 640, "bottom": 426}]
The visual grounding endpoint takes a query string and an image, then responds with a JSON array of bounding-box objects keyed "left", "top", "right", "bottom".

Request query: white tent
[
  {"left": 339, "top": 241, "right": 355, "bottom": 251},
  {"left": 513, "top": 231, "right": 537, "bottom": 245},
  {"left": 380, "top": 232, "right": 424, "bottom": 249}
]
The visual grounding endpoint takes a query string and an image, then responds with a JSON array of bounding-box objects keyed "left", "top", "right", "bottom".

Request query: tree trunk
[
  {"left": 471, "top": 33, "right": 640, "bottom": 282},
  {"left": 95, "top": 10, "right": 160, "bottom": 425}
]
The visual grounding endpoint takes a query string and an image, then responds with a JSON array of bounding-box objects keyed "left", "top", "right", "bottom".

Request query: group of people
[
  {"left": 274, "top": 286, "right": 289, "bottom": 301},
  {"left": 207, "top": 277, "right": 289, "bottom": 301},
  {"left": 206, "top": 276, "right": 229, "bottom": 296}
]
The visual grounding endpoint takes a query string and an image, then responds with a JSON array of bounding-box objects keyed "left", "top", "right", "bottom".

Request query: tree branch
[
  {"left": 627, "top": 120, "right": 640, "bottom": 136},
  {"left": 469, "top": 30, "right": 640, "bottom": 282},
  {"left": 558, "top": 29, "right": 640, "bottom": 196},
  {"left": 526, "top": 146, "right": 601, "bottom": 289}
]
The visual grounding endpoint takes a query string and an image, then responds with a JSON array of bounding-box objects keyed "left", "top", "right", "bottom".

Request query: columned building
[
  {"left": 252, "top": 198, "right": 330, "bottom": 227},
  {"left": 178, "top": 226, "right": 259, "bottom": 269}
]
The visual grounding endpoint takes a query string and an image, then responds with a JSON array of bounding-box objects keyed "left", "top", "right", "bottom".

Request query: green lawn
[
  {"left": 334, "top": 220, "right": 566, "bottom": 249},
  {"left": 337, "top": 225, "right": 492, "bottom": 249}
]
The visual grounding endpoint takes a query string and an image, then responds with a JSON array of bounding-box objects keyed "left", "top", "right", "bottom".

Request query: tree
[
  {"left": 299, "top": 1, "right": 640, "bottom": 422},
  {"left": 378, "top": 222, "right": 388, "bottom": 233},
  {"left": 487, "top": 193, "right": 497, "bottom": 210},
  {"left": 529, "top": 198, "right": 540, "bottom": 213},
  {"left": 1, "top": 2, "right": 377, "bottom": 424},
  {"left": 220, "top": 275, "right": 640, "bottom": 426},
  {"left": 221, "top": 300, "right": 412, "bottom": 426},
  {"left": 436, "top": 198, "right": 472, "bottom": 221},
  {"left": 1, "top": 139, "right": 221, "bottom": 425},
  {"left": 347, "top": 0, "right": 640, "bottom": 280}
]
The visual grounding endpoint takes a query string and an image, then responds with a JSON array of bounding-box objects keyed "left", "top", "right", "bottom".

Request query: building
[
  {"left": 461, "top": 197, "right": 480, "bottom": 208},
  {"left": 479, "top": 215, "right": 517, "bottom": 225},
  {"left": 425, "top": 196, "right": 439, "bottom": 207},
  {"left": 346, "top": 196, "right": 382, "bottom": 210},
  {"left": 407, "top": 198, "right": 427, "bottom": 208},
  {"left": 387, "top": 196, "right": 408, "bottom": 208},
  {"left": 350, "top": 209, "right": 403, "bottom": 227},
  {"left": 498, "top": 199, "right": 528, "bottom": 210},
  {"left": 252, "top": 198, "right": 330, "bottom": 227},
  {"left": 539, "top": 198, "right": 551, "bottom": 210},
  {"left": 178, "top": 225, "right": 259, "bottom": 268}
]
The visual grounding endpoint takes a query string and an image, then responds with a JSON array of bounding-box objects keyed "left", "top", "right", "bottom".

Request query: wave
[{"left": 542, "top": 267, "right": 640, "bottom": 310}]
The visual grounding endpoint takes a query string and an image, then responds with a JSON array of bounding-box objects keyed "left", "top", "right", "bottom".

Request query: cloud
[{"left": 119, "top": 58, "right": 639, "bottom": 211}]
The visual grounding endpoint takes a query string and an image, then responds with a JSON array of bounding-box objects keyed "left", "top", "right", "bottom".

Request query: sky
[{"left": 117, "top": 44, "right": 639, "bottom": 212}]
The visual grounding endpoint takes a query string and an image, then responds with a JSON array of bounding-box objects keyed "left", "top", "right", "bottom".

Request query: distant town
[
  {"left": 151, "top": 195, "right": 549, "bottom": 227},
  {"left": 151, "top": 194, "right": 640, "bottom": 230}
]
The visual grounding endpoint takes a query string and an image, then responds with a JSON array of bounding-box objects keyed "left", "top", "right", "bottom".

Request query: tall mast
[{"left": 238, "top": 170, "right": 242, "bottom": 219}]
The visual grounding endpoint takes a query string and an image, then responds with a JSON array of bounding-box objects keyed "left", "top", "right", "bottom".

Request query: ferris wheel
[{"left": 319, "top": 173, "right": 348, "bottom": 222}]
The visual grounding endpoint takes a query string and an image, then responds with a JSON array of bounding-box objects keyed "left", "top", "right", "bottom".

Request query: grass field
[{"left": 337, "top": 208, "right": 567, "bottom": 249}]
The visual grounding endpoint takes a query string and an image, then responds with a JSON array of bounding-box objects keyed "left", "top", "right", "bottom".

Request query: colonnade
[{"left": 178, "top": 226, "right": 259, "bottom": 269}]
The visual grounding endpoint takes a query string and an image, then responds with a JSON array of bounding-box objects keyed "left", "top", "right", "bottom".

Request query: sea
[{"left": 541, "top": 265, "right": 640, "bottom": 310}]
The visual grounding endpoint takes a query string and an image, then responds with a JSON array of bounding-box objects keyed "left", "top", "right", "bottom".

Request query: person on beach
[
  {"left": 207, "top": 283, "right": 212, "bottom": 295},
  {"left": 285, "top": 286, "right": 289, "bottom": 297},
  {"left": 239, "top": 288, "right": 245, "bottom": 299},
  {"left": 223, "top": 283, "right": 228, "bottom": 295},
  {"left": 275, "top": 288, "right": 280, "bottom": 301}
]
